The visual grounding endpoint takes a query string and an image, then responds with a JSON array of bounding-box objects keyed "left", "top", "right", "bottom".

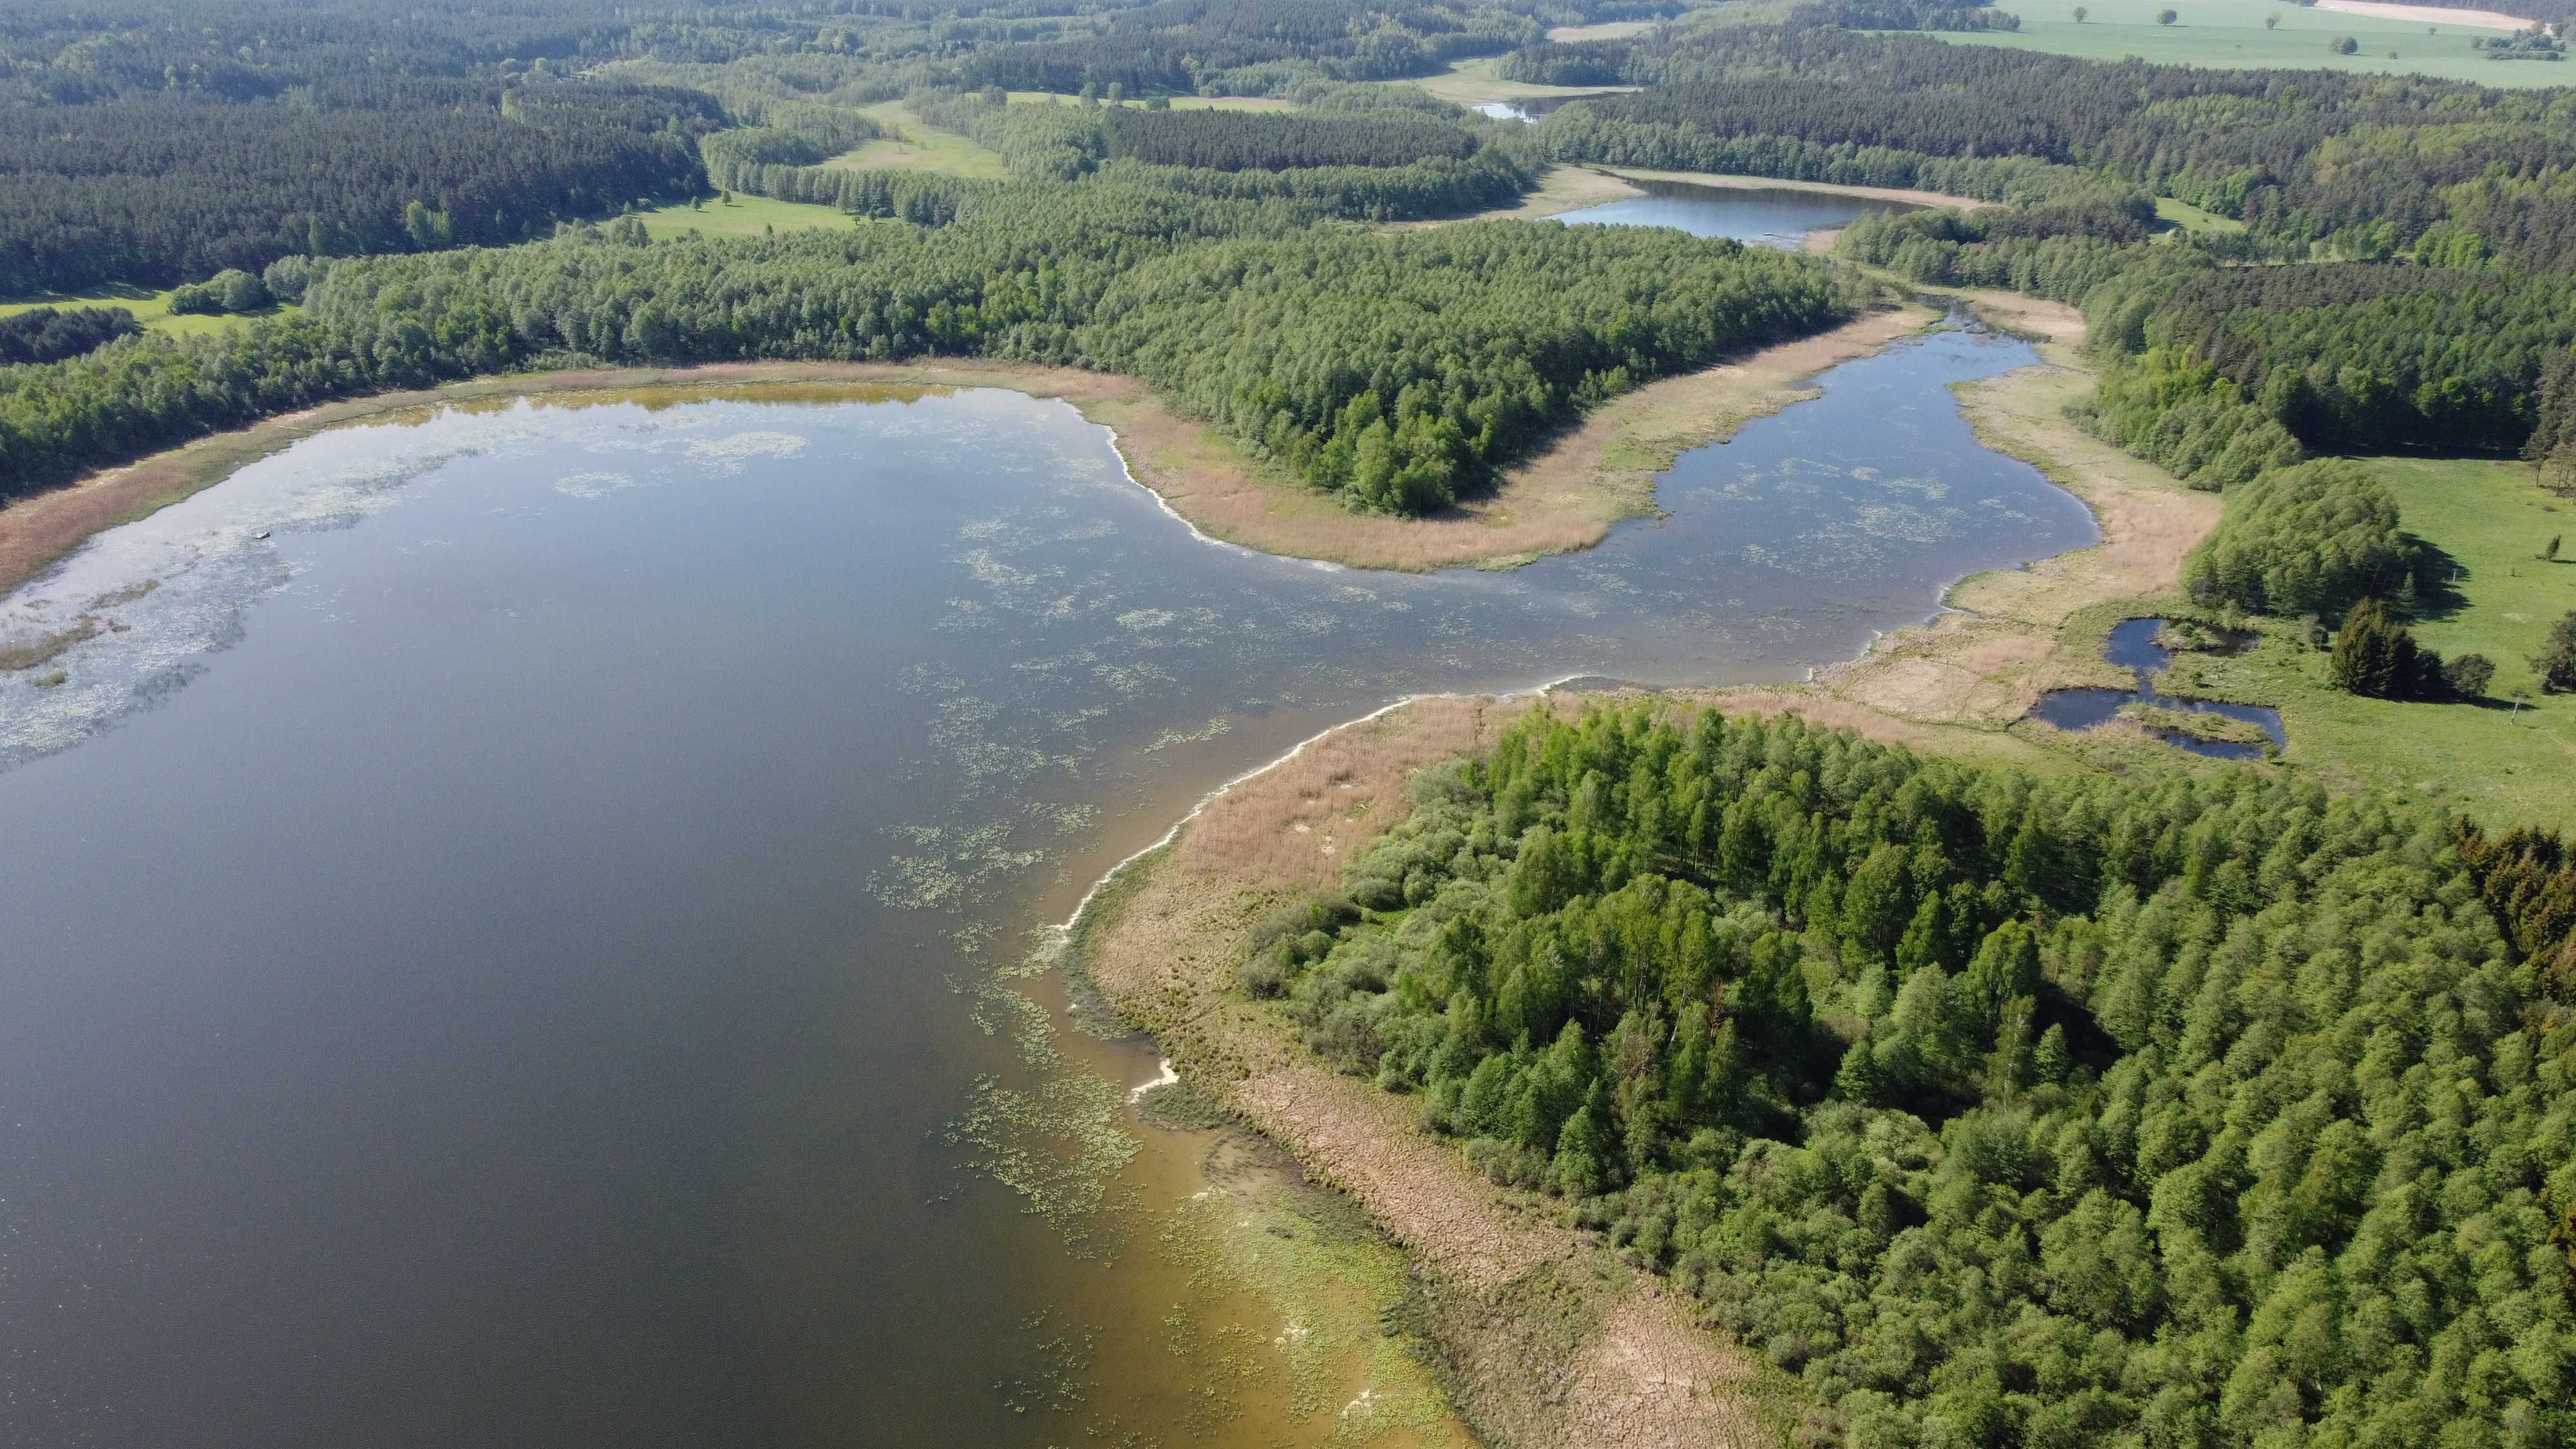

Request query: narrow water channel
[{"left": 0, "top": 303, "right": 2092, "bottom": 1441}]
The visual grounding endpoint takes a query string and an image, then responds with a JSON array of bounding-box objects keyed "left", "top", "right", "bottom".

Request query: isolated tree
[
  {"left": 2331, "top": 598, "right": 2439, "bottom": 699},
  {"left": 2265, "top": 12, "right": 2280, "bottom": 26},
  {"left": 2333, "top": 33, "right": 2359, "bottom": 51},
  {"left": 2545, "top": 534, "right": 2561, "bottom": 561},
  {"left": 2533, "top": 611, "right": 2576, "bottom": 691},
  {"left": 2073, "top": 5, "right": 2088, "bottom": 19},
  {"left": 2157, "top": 8, "right": 2178, "bottom": 23}
]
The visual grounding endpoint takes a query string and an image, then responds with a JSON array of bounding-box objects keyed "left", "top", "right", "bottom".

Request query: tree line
[
  {"left": 1263, "top": 702, "right": 2574, "bottom": 1448},
  {"left": 1524, "top": 20, "right": 2576, "bottom": 270},
  {"left": 0, "top": 178, "right": 1854, "bottom": 518}
]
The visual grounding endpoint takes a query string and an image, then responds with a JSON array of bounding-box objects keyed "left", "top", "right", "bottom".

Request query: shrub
[
  {"left": 163, "top": 281, "right": 222, "bottom": 315},
  {"left": 215, "top": 269, "right": 270, "bottom": 312},
  {"left": 2445, "top": 652, "right": 2497, "bottom": 698},
  {"left": 2533, "top": 610, "right": 2576, "bottom": 690}
]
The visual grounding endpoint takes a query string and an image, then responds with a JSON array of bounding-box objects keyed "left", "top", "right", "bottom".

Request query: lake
[
  {"left": 0, "top": 320, "right": 2092, "bottom": 1444},
  {"left": 1556, "top": 176, "right": 1922, "bottom": 250}
]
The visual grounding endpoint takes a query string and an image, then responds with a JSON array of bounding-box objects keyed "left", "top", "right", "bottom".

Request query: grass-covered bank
[
  {"left": 1071, "top": 696, "right": 1802, "bottom": 1449},
  {"left": 2117, "top": 456, "right": 2576, "bottom": 826}
]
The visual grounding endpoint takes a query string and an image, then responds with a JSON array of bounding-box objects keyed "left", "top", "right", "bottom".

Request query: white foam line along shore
[
  {"left": 1052, "top": 672, "right": 1587, "bottom": 938},
  {"left": 1098, "top": 422, "right": 1345, "bottom": 573}
]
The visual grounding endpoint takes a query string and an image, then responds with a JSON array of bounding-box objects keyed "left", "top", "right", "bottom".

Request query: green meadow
[
  {"left": 2178, "top": 457, "right": 2576, "bottom": 824},
  {"left": 1930, "top": 0, "right": 2560, "bottom": 85}
]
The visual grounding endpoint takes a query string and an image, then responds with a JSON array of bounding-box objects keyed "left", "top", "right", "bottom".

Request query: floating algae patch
[
  {"left": 949, "top": 1066, "right": 1143, "bottom": 1261},
  {"left": 951, "top": 935, "right": 1147, "bottom": 1262}
]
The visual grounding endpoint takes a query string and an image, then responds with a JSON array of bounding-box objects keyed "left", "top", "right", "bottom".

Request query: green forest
[
  {"left": 0, "top": 185, "right": 1853, "bottom": 511},
  {"left": 1269, "top": 703, "right": 2575, "bottom": 1447}
]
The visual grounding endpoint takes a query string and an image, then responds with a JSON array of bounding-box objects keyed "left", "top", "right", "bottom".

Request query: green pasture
[{"left": 1926, "top": 0, "right": 2564, "bottom": 86}]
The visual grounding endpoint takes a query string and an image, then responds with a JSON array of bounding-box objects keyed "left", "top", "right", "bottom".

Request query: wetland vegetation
[{"left": 12, "top": 0, "right": 2576, "bottom": 1444}]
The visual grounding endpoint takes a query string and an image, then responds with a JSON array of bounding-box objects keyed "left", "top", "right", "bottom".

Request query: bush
[
  {"left": 2533, "top": 610, "right": 2576, "bottom": 691},
  {"left": 215, "top": 269, "right": 270, "bottom": 312},
  {"left": 2182, "top": 459, "right": 2412, "bottom": 616},
  {"left": 261, "top": 255, "right": 328, "bottom": 305},
  {"left": 163, "top": 281, "right": 222, "bottom": 316},
  {"left": 2445, "top": 652, "right": 2496, "bottom": 698}
]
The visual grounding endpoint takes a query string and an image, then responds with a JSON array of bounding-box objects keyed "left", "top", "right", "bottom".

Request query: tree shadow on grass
[{"left": 2406, "top": 533, "right": 2470, "bottom": 623}]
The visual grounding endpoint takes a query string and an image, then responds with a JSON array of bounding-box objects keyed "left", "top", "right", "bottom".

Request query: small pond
[
  {"left": 1554, "top": 176, "right": 1920, "bottom": 250},
  {"left": 2027, "top": 616, "right": 2285, "bottom": 761},
  {"left": 1472, "top": 93, "right": 1616, "bottom": 122}
]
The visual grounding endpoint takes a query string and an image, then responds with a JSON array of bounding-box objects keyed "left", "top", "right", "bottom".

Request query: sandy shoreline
[
  {"left": 1600, "top": 166, "right": 1993, "bottom": 213},
  {"left": 1070, "top": 291, "right": 2223, "bottom": 1442},
  {"left": 0, "top": 305, "right": 1927, "bottom": 598}
]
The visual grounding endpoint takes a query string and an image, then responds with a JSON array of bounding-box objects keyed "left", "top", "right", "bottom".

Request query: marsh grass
[
  {"left": 0, "top": 616, "right": 100, "bottom": 672},
  {"left": 2117, "top": 699, "right": 2272, "bottom": 744}
]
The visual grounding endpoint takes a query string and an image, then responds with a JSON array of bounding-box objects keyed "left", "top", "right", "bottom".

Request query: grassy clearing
[
  {"left": 1930, "top": 0, "right": 2555, "bottom": 85},
  {"left": 2166, "top": 457, "right": 2576, "bottom": 825},
  {"left": 829, "top": 100, "right": 1012, "bottom": 180},
  {"left": 1544, "top": 20, "right": 1656, "bottom": 40},
  {"left": 1405, "top": 55, "right": 1640, "bottom": 104},
  {"left": 1004, "top": 90, "right": 1300, "bottom": 111},
  {"left": 2154, "top": 197, "right": 2245, "bottom": 234},
  {"left": 0, "top": 285, "right": 297, "bottom": 339},
  {"left": 629, "top": 191, "right": 863, "bottom": 240}
]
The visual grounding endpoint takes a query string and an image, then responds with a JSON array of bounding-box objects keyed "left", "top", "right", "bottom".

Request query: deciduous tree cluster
[{"left": 1273, "top": 703, "right": 2575, "bottom": 1448}]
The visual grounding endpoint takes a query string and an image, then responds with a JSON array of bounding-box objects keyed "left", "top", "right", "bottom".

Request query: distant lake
[
  {"left": 1472, "top": 93, "right": 1620, "bottom": 122},
  {"left": 0, "top": 324, "right": 2090, "bottom": 1446},
  {"left": 1556, "top": 176, "right": 1923, "bottom": 249}
]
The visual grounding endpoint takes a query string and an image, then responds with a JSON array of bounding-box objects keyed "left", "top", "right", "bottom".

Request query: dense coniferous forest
[
  {"left": 0, "top": 80, "right": 716, "bottom": 293},
  {"left": 1270, "top": 705, "right": 2575, "bottom": 1448},
  {"left": 0, "top": 307, "right": 140, "bottom": 368},
  {"left": 1099, "top": 108, "right": 1482, "bottom": 171},
  {"left": 943, "top": 0, "right": 1546, "bottom": 95}
]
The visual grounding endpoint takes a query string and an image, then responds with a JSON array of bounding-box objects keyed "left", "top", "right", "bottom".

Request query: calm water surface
[
  {"left": 1556, "top": 176, "right": 1918, "bottom": 249},
  {"left": 0, "top": 319, "right": 2090, "bottom": 1445},
  {"left": 2027, "top": 616, "right": 2286, "bottom": 759}
]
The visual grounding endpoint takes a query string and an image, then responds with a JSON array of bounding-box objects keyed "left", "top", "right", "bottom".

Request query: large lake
[{"left": 0, "top": 320, "right": 2090, "bottom": 1444}]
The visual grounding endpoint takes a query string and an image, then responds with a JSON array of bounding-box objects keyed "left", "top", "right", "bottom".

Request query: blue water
[{"left": 2027, "top": 617, "right": 2286, "bottom": 760}]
